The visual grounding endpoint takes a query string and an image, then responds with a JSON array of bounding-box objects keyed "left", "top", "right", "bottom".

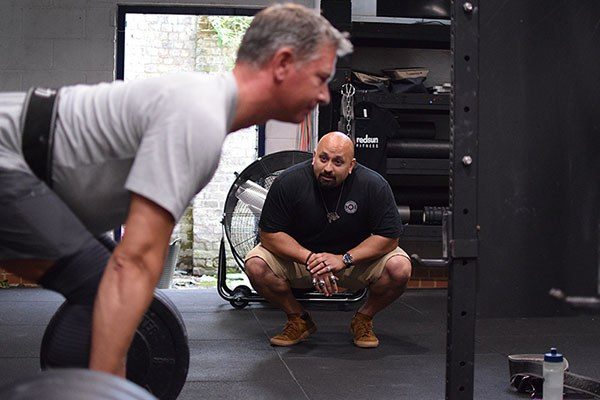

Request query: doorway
[{"left": 116, "top": 6, "right": 258, "bottom": 276}]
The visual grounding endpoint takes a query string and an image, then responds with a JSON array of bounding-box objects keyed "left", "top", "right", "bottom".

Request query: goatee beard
[{"left": 318, "top": 176, "right": 339, "bottom": 189}]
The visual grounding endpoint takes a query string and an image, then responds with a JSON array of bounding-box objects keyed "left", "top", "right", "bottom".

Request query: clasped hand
[{"left": 306, "top": 252, "right": 343, "bottom": 296}]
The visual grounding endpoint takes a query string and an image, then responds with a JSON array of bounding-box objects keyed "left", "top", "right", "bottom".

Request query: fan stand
[
  {"left": 217, "top": 238, "right": 367, "bottom": 309},
  {"left": 217, "top": 236, "right": 367, "bottom": 309},
  {"left": 216, "top": 150, "right": 367, "bottom": 310}
]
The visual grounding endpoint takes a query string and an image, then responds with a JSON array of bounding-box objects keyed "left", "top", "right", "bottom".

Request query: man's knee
[
  {"left": 244, "top": 256, "right": 270, "bottom": 281},
  {"left": 39, "top": 237, "right": 111, "bottom": 305},
  {"left": 384, "top": 255, "right": 412, "bottom": 286},
  {"left": 245, "top": 256, "right": 291, "bottom": 293}
]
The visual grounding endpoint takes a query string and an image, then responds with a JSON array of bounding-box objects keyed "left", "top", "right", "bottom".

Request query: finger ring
[
  {"left": 318, "top": 280, "right": 325, "bottom": 287},
  {"left": 329, "top": 274, "right": 337, "bottom": 283}
]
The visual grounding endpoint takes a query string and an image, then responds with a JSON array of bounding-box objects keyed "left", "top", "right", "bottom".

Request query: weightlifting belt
[
  {"left": 21, "top": 87, "right": 60, "bottom": 187},
  {"left": 509, "top": 354, "right": 600, "bottom": 398}
]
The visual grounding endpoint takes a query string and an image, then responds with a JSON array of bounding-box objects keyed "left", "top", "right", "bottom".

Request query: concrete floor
[{"left": 1, "top": 287, "right": 599, "bottom": 399}]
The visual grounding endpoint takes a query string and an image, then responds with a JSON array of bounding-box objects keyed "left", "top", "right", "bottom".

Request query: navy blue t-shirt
[{"left": 259, "top": 160, "right": 402, "bottom": 254}]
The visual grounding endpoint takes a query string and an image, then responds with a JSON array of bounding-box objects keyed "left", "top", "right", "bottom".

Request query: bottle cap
[{"left": 544, "top": 347, "right": 563, "bottom": 362}]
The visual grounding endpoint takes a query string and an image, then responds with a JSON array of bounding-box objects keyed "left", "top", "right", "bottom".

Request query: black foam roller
[
  {"left": 393, "top": 187, "right": 449, "bottom": 207},
  {"left": 396, "top": 122, "right": 437, "bottom": 139},
  {"left": 387, "top": 139, "right": 450, "bottom": 158}
]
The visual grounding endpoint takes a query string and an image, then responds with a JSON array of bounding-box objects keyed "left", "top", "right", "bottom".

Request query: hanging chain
[{"left": 340, "top": 83, "right": 355, "bottom": 137}]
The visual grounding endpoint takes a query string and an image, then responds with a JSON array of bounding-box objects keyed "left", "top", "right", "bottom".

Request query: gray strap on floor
[{"left": 509, "top": 354, "right": 600, "bottom": 398}]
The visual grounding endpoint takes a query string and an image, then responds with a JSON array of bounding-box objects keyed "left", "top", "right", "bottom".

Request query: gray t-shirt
[
  {"left": 0, "top": 72, "right": 238, "bottom": 234},
  {"left": 0, "top": 92, "right": 29, "bottom": 172}
]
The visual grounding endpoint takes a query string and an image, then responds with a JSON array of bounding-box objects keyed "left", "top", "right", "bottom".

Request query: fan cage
[{"left": 223, "top": 150, "right": 312, "bottom": 269}]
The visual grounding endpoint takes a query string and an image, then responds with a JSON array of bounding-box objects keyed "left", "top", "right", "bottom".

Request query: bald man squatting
[{"left": 244, "top": 131, "right": 412, "bottom": 348}]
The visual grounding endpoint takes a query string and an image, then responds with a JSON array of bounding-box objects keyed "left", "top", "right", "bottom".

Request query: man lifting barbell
[{"left": 0, "top": 2, "right": 352, "bottom": 389}]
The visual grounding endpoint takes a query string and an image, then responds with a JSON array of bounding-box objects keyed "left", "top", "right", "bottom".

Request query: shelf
[
  {"left": 352, "top": 21, "right": 450, "bottom": 49},
  {"left": 387, "top": 158, "right": 449, "bottom": 175},
  {"left": 354, "top": 91, "right": 450, "bottom": 111}
]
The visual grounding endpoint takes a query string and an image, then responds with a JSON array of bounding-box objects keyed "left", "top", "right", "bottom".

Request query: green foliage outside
[{"left": 207, "top": 16, "right": 252, "bottom": 51}]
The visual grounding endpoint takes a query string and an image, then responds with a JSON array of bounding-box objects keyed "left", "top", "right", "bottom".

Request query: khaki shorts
[{"left": 244, "top": 244, "right": 410, "bottom": 292}]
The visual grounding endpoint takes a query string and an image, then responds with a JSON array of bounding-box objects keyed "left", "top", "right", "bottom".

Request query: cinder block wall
[
  {"left": 0, "top": 0, "right": 312, "bottom": 89},
  {"left": 1, "top": 2, "right": 111, "bottom": 89}
]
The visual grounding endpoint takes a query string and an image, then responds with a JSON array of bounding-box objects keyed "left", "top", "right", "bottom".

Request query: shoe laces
[
  {"left": 281, "top": 318, "right": 305, "bottom": 337},
  {"left": 354, "top": 318, "right": 374, "bottom": 339}
]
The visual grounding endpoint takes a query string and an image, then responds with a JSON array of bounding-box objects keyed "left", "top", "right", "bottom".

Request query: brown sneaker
[
  {"left": 350, "top": 312, "right": 379, "bottom": 348},
  {"left": 270, "top": 313, "right": 317, "bottom": 346}
]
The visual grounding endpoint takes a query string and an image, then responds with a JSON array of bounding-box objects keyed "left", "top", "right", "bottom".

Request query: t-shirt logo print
[{"left": 344, "top": 200, "right": 358, "bottom": 214}]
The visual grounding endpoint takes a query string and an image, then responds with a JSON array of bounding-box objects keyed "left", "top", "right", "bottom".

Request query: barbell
[{"left": 0, "top": 369, "right": 158, "bottom": 400}]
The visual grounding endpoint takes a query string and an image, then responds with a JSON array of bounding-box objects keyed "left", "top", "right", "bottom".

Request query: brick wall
[
  {"left": 191, "top": 129, "right": 257, "bottom": 273},
  {"left": 407, "top": 267, "right": 448, "bottom": 289},
  {"left": 124, "top": 14, "right": 199, "bottom": 80},
  {"left": 0, "top": 270, "right": 37, "bottom": 288}
]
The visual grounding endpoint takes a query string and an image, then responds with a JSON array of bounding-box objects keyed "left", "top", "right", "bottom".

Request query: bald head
[
  {"left": 312, "top": 131, "right": 356, "bottom": 188},
  {"left": 316, "top": 131, "right": 355, "bottom": 159}
]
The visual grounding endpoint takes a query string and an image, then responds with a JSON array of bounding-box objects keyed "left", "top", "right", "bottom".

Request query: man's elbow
[
  {"left": 259, "top": 229, "right": 277, "bottom": 244},
  {"left": 259, "top": 232, "right": 273, "bottom": 250},
  {"left": 112, "top": 246, "right": 162, "bottom": 287},
  {"left": 385, "top": 238, "right": 400, "bottom": 253}
]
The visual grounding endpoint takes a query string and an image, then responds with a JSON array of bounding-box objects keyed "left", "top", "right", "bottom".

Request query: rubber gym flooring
[{"left": 1, "top": 288, "right": 599, "bottom": 399}]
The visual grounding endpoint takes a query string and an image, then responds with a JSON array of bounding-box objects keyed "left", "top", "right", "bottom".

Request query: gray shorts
[{"left": 0, "top": 169, "right": 93, "bottom": 260}]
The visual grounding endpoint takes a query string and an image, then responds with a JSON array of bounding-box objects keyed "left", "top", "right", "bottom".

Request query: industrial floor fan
[{"left": 217, "top": 150, "right": 367, "bottom": 309}]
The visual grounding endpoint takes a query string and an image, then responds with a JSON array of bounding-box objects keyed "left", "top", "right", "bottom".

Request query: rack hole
[
  {"left": 464, "top": 106, "right": 470, "bottom": 113},
  {"left": 464, "top": 55, "right": 470, "bottom": 61},
  {"left": 463, "top": 208, "right": 469, "bottom": 214}
]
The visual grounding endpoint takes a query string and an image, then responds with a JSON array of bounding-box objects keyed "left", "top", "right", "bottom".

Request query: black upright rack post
[{"left": 446, "top": 1, "right": 479, "bottom": 399}]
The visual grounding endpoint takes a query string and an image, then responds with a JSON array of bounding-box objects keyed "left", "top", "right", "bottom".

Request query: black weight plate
[
  {"left": 0, "top": 369, "right": 157, "bottom": 400},
  {"left": 40, "top": 303, "right": 93, "bottom": 368},
  {"left": 127, "top": 290, "right": 189, "bottom": 400},
  {"left": 40, "top": 290, "right": 189, "bottom": 400}
]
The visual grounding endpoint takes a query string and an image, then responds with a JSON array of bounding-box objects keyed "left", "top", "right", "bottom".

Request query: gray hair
[{"left": 236, "top": 3, "right": 353, "bottom": 67}]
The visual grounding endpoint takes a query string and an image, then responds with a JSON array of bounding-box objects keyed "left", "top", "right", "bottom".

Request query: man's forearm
[
  {"left": 88, "top": 193, "right": 174, "bottom": 375},
  {"left": 260, "top": 230, "right": 311, "bottom": 264},
  {"left": 89, "top": 251, "right": 160, "bottom": 375},
  {"left": 346, "top": 235, "right": 399, "bottom": 265}
]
